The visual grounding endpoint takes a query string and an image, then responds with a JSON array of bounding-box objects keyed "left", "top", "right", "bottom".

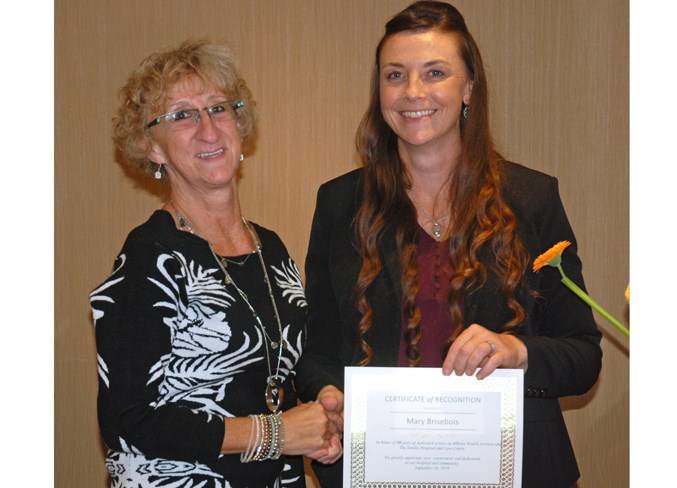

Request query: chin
[{"left": 400, "top": 135, "right": 436, "bottom": 146}]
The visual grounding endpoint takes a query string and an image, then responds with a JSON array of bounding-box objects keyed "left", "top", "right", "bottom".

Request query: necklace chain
[
  {"left": 221, "top": 253, "right": 255, "bottom": 267},
  {"left": 416, "top": 206, "right": 450, "bottom": 239},
  {"left": 173, "top": 207, "right": 286, "bottom": 412},
  {"left": 407, "top": 188, "right": 451, "bottom": 240},
  {"left": 177, "top": 209, "right": 257, "bottom": 267}
]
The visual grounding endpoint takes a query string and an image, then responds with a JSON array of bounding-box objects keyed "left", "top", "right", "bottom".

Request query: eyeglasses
[{"left": 146, "top": 99, "right": 244, "bottom": 130}]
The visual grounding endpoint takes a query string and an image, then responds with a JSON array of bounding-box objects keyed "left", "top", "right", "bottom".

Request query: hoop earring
[
  {"left": 154, "top": 164, "right": 162, "bottom": 180},
  {"left": 463, "top": 105, "right": 469, "bottom": 119}
]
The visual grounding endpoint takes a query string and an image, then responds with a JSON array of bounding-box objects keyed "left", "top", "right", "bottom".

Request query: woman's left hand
[
  {"left": 307, "top": 432, "right": 343, "bottom": 464},
  {"left": 442, "top": 324, "right": 528, "bottom": 380}
]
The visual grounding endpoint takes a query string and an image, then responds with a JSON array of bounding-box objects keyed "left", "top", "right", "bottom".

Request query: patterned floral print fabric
[{"left": 90, "top": 211, "right": 308, "bottom": 488}]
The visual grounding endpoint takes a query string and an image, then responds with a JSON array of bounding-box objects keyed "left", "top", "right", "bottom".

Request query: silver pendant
[
  {"left": 265, "top": 378, "right": 284, "bottom": 413},
  {"left": 432, "top": 221, "right": 442, "bottom": 239}
]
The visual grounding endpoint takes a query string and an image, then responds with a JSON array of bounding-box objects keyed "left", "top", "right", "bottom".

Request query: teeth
[
  {"left": 198, "top": 149, "right": 224, "bottom": 158},
  {"left": 402, "top": 109, "right": 435, "bottom": 118}
]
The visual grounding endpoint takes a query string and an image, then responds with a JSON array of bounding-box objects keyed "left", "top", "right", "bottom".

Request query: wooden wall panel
[{"left": 55, "top": 1, "right": 628, "bottom": 486}]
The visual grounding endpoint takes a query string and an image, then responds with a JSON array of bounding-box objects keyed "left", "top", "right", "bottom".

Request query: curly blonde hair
[{"left": 113, "top": 38, "right": 257, "bottom": 176}]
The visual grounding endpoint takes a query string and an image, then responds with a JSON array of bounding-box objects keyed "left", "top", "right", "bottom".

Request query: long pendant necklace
[{"left": 175, "top": 209, "right": 286, "bottom": 413}]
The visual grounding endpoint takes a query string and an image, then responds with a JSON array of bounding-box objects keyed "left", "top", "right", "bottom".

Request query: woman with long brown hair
[{"left": 296, "top": 2, "right": 602, "bottom": 487}]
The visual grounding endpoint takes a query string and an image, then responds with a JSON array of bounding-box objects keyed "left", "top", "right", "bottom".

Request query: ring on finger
[{"left": 482, "top": 340, "right": 496, "bottom": 357}]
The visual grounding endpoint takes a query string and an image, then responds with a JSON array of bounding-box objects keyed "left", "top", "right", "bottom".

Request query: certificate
[{"left": 343, "top": 367, "right": 523, "bottom": 487}]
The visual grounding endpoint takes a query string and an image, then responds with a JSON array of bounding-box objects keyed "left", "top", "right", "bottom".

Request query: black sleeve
[
  {"left": 295, "top": 182, "right": 350, "bottom": 401},
  {"left": 90, "top": 235, "right": 224, "bottom": 464},
  {"left": 514, "top": 173, "right": 603, "bottom": 398}
]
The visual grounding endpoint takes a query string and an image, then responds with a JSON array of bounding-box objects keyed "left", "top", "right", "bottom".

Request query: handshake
[{"left": 278, "top": 385, "right": 344, "bottom": 465}]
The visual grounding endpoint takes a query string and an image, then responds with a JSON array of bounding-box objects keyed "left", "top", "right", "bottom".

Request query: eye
[
  {"left": 208, "top": 102, "right": 238, "bottom": 120},
  {"left": 428, "top": 69, "right": 445, "bottom": 78},
  {"left": 209, "top": 103, "right": 227, "bottom": 114},
  {"left": 385, "top": 71, "right": 404, "bottom": 81},
  {"left": 171, "top": 109, "right": 196, "bottom": 122}
]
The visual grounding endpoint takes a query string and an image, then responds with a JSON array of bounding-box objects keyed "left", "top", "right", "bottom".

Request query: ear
[
  {"left": 147, "top": 137, "right": 168, "bottom": 166},
  {"left": 463, "top": 80, "right": 474, "bottom": 106}
]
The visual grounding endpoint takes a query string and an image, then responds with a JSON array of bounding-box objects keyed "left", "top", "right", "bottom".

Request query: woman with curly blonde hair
[
  {"left": 296, "top": 2, "right": 602, "bottom": 487},
  {"left": 91, "top": 38, "right": 341, "bottom": 488}
]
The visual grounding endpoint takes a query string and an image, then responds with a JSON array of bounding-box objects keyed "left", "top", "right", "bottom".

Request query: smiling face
[
  {"left": 147, "top": 75, "right": 243, "bottom": 198},
  {"left": 379, "top": 29, "right": 473, "bottom": 157}
]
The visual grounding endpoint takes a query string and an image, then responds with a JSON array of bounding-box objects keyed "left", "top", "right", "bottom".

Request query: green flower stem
[{"left": 556, "top": 265, "right": 629, "bottom": 337}]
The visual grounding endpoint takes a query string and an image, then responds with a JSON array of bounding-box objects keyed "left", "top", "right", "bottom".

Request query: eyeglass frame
[{"left": 146, "top": 99, "right": 245, "bottom": 129}]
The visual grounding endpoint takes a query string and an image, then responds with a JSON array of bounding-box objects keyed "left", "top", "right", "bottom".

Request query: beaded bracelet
[
  {"left": 240, "top": 413, "right": 286, "bottom": 463},
  {"left": 255, "top": 414, "right": 272, "bottom": 461},
  {"left": 269, "top": 412, "right": 285, "bottom": 460}
]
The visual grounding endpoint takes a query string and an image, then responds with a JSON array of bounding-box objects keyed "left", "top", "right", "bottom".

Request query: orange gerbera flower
[
  {"left": 532, "top": 241, "right": 571, "bottom": 272},
  {"left": 532, "top": 240, "right": 629, "bottom": 337}
]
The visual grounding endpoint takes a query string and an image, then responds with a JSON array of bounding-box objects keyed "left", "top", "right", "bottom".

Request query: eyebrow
[
  {"left": 381, "top": 59, "right": 450, "bottom": 69},
  {"left": 165, "top": 96, "right": 227, "bottom": 111}
]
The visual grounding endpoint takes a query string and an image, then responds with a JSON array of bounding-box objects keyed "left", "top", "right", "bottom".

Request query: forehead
[
  {"left": 380, "top": 30, "right": 464, "bottom": 66},
  {"left": 163, "top": 76, "right": 225, "bottom": 107}
]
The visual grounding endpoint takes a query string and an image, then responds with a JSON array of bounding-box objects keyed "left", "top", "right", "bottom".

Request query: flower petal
[{"left": 532, "top": 240, "right": 571, "bottom": 272}]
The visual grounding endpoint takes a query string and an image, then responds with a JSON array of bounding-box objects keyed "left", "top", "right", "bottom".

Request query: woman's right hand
[{"left": 281, "top": 402, "right": 335, "bottom": 456}]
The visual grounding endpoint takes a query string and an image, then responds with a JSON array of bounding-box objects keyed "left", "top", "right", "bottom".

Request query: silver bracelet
[
  {"left": 240, "top": 414, "right": 260, "bottom": 463},
  {"left": 269, "top": 412, "right": 285, "bottom": 460},
  {"left": 240, "top": 413, "right": 286, "bottom": 462}
]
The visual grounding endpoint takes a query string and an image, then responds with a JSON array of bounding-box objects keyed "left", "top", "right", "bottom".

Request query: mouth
[
  {"left": 197, "top": 148, "right": 225, "bottom": 159},
  {"left": 401, "top": 109, "right": 436, "bottom": 119}
]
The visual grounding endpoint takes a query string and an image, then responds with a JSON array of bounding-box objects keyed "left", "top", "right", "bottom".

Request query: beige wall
[{"left": 55, "top": 1, "right": 629, "bottom": 486}]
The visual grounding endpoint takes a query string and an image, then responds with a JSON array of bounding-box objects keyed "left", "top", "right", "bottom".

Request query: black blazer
[{"left": 296, "top": 162, "right": 602, "bottom": 488}]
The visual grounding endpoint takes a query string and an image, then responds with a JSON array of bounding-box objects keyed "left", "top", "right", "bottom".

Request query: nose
[
  {"left": 194, "top": 111, "right": 219, "bottom": 140},
  {"left": 404, "top": 74, "right": 425, "bottom": 100}
]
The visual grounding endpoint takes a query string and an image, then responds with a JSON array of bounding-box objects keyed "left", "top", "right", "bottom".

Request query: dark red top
[{"left": 397, "top": 228, "right": 454, "bottom": 367}]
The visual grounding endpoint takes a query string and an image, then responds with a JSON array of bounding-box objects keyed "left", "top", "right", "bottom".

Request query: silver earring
[
  {"left": 463, "top": 105, "right": 469, "bottom": 119},
  {"left": 154, "top": 164, "right": 162, "bottom": 180},
  {"left": 240, "top": 154, "right": 244, "bottom": 162}
]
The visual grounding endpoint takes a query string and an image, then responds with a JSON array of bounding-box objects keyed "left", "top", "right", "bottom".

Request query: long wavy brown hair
[{"left": 354, "top": 1, "right": 529, "bottom": 366}]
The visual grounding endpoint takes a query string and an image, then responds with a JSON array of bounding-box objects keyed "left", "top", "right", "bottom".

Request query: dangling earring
[
  {"left": 240, "top": 154, "right": 244, "bottom": 162},
  {"left": 154, "top": 164, "right": 162, "bottom": 180},
  {"left": 463, "top": 105, "right": 469, "bottom": 119}
]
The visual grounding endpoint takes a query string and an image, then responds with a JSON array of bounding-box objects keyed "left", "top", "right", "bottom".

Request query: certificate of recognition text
[{"left": 343, "top": 367, "right": 523, "bottom": 488}]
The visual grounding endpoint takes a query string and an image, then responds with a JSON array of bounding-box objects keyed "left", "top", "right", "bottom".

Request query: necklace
[
  {"left": 177, "top": 211, "right": 257, "bottom": 268},
  {"left": 418, "top": 207, "right": 450, "bottom": 240},
  {"left": 176, "top": 213, "right": 194, "bottom": 233},
  {"left": 407, "top": 186, "right": 450, "bottom": 240},
  {"left": 175, "top": 209, "right": 286, "bottom": 413},
  {"left": 221, "top": 253, "right": 255, "bottom": 267}
]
